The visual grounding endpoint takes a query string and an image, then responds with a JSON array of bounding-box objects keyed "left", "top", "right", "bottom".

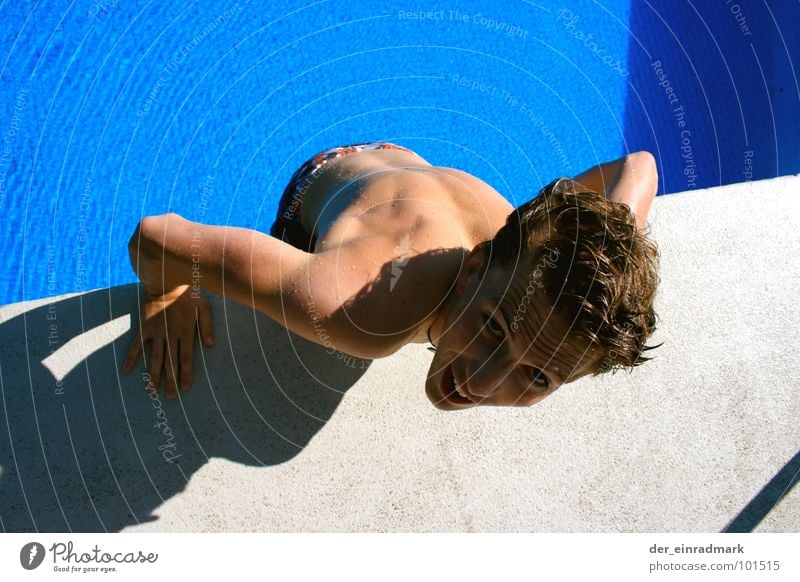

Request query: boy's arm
[
  {"left": 130, "top": 213, "right": 362, "bottom": 350},
  {"left": 129, "top": 214, "right": 388, "bottom": 357},
  {"left": 124, "top": 213, "right": 375, "bottom": 395},
  {"left": 572, "top": 151, "right": 658, "bottom": 230}
]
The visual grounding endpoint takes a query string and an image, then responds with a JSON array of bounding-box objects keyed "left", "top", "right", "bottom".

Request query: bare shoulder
[
  {"left": 316, "top": 165, "right": 505, "bottom": 250},
  {"left": 305, "top": 232, "right": 466, "bottom": 358},
  {"left": 433, "top": 166, "right": 514, "bottom": 225},
  {"left": 299, "top": 163, "right": 513, "bottom": 357}
]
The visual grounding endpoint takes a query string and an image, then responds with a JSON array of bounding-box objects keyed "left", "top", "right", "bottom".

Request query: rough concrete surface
[{"left": 1, "top": 175, "right": 798, "bottom": 532}]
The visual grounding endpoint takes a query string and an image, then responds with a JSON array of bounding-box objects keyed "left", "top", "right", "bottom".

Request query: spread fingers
[
  {"left": 180, "top": 335, "right": 193, "bottom": 391},
  {"left": 148, "top": 338, "right": 164, "bottom": 394},
  {"left": 165, "top": 338, "right": 180, "bottom": 400},
  {"left": 122, "top": 331, "right": 143, "bottom": 373}
]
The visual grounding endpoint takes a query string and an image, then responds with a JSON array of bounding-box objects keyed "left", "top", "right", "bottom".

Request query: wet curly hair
[{"left": 486, "top": 177, "right": 661, "bottom": 374}]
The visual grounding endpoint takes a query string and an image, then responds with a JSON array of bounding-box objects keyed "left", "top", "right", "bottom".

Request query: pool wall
[{"left": 1, "top": 0, "right": 797, "bottom": 304}]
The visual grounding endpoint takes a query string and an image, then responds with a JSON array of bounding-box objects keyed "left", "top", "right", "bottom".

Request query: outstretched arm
[
  {"left": 128, "top": 213, "right": 333, "bottom": 339},
  {"left": 123, "top": 214, "right": 320, "bottom": 395},
  {"left": 572, "top": 151, "right": 659, "bottom": 230},
  {"left": 124, "top": 213, "right": 379, "bottom": 394}
]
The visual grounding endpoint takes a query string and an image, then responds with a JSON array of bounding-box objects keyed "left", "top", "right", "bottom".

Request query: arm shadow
[{"left": 0, "top": 284, "right": 370, "bottom": 532}]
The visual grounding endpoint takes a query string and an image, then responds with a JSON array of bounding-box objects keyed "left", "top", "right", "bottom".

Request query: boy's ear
[{"left": 456, "top": 245, "right": 486, "bottom": 294}]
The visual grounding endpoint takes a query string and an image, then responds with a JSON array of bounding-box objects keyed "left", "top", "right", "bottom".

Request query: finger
[
  {"left": 179, "top": 335, "right": 193, "bottom": 391},
  {"left": 165, "top": 337, "right": 179, "bottom": 400},
  {"left": 149, "top": 338, "right": 164, "bottom": 394},
  {"left": 122, "top": 331, "right": 143, "bottom": 373},
  {"left": 198, "top": 297, "right": 215, "bottom": 346}
]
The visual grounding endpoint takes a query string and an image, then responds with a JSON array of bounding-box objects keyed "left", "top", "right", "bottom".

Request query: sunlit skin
[
  {"left": 425, "top": 247, "right": 601, "bottom": 410},
  {"left": 124, "top": 149, "right": 656, "bottom": 406}
]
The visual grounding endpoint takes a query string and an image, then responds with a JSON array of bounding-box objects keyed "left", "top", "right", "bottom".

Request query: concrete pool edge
[{"left": 1, "top": 174, "right": 798, "bottom": 532}]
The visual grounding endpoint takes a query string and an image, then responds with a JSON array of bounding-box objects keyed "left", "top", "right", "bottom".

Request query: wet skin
[
  {"left": 126, "top": 150, "right": 656, "bottom": 405},
  {"left": 425, "top": 247, "right": 600, "bottom": 410}
]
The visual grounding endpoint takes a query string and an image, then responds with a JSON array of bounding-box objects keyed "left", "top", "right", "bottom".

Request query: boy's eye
[
  {"left": 530, "top": 367, "right": 548, "bottom": 388},
  {"left": 483, "top": 314, "right": 504, "bottom": 338}
]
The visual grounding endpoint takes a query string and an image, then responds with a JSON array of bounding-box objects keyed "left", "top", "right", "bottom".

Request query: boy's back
[
  {"left": 284, "top": 145, "right": 512, "bottom": 353},
  {"left": 123, "top": 143, "right": 659, "bottom": 410}
]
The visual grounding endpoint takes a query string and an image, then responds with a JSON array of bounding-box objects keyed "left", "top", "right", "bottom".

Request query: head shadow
[{"left": 0, "top": 284, "right": 369, "bottom": 532}]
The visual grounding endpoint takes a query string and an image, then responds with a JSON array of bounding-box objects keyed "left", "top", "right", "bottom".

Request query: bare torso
[
  {"left": 128, "top": 149, "right": 658, "bottom": 397},
  {"left": 296, "top": 148, "right": 513, "bottom": 354}
]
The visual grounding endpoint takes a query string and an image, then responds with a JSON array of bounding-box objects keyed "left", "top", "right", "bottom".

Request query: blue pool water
[{"left": 1, "top": 0, "right": 797, "bottom": 305}]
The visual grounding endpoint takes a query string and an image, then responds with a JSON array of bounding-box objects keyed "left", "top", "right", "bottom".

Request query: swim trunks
[{"left": 270, "top": 142, "right": 419, "bottom": 251}]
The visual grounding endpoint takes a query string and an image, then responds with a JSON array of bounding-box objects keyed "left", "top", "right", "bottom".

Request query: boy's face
[{"left": 425, "top": 249, "right": 599, "bottom": 410}]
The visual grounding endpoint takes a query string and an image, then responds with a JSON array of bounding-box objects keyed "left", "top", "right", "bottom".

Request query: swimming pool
[{"left": 1, "top": 0, "right": 797, "bottom": 305}]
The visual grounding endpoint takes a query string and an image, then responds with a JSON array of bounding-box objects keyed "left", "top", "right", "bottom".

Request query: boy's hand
[{"left": 122, "top": 285, "right": 215, "bottom": 399}]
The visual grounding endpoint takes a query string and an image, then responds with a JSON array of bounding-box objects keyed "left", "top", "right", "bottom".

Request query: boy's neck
[{"left": 425, "top": 286, "right": 461, "bottom": 349}]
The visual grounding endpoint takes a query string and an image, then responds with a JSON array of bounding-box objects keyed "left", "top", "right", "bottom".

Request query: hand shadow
[{"left": 0, "top": 284, "right": 369, "bottom": 532}]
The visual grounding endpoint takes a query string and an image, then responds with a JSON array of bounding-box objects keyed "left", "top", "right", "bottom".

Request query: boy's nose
[{"left": 466, "top": 357, "right": 511, "bottom": 401}]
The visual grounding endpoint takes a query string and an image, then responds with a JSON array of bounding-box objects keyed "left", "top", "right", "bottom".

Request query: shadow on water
[
  {"left": 0, "top": 284, "right": 370, "bottom": 532},
  {"left": 623, "top": 0, "right": 800, "bottom": 194}
]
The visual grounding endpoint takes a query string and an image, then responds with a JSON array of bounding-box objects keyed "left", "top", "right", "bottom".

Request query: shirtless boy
[{"left": 122, "top": 142, "right": 660, "bottom": 411}]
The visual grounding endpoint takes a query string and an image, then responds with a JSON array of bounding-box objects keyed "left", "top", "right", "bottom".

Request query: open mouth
[{"left": 441, "top": 365, "right": 474, "bottom": 406}]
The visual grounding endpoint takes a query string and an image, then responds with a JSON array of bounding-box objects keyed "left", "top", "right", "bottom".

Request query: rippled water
[{"left": 1, "top": 0, "right": 796, "bottom": 304}]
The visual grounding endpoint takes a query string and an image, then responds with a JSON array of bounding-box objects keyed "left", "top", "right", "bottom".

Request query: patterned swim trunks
[{"left": 270, "top": 142, "right": 420, "bottom": 251}]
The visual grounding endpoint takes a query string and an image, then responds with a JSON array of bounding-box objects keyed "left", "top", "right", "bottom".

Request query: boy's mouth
[{"left": 441, "top": 364, "right": 474, "bottom": 406}]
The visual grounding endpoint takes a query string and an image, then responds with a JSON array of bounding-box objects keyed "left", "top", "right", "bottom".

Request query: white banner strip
[{"left": 1, "top": 533, "right": 798, "bottom": 581}]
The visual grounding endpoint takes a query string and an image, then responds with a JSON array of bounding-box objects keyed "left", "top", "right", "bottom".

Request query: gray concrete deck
[{"left": 1, "top": 175, "right": 798, "bottom": 532}]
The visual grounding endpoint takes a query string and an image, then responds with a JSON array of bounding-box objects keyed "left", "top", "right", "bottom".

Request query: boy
[{"left": 122, "top": 142, "right": 660, "bottom": 411}]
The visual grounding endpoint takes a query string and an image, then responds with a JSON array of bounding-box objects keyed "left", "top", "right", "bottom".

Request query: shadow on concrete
[
  {"left": 0, "top": 284, "right": 369, "bottom": 532},
  {"left": 722, "top": 449, "right": 800, "bottom": 533}
]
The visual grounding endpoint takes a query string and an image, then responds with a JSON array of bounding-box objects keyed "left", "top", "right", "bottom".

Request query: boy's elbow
[
  {"left": 629, "top": 151, "right": 658, "bottom": 196},
  {"left": 130, "top": 213, "right": 186, "bottom": 256},
  {"left": 129, "top": 216, "right": 155, "bottom": 255},
  {"left": 629, "top": 150, "right": 655, "bottom": 165},
  {"left": 140, "top": 212, "right": 186, "bottom": 235},
  {"left": 140, "top": 212, "right": 185, "bottom": 232}
]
